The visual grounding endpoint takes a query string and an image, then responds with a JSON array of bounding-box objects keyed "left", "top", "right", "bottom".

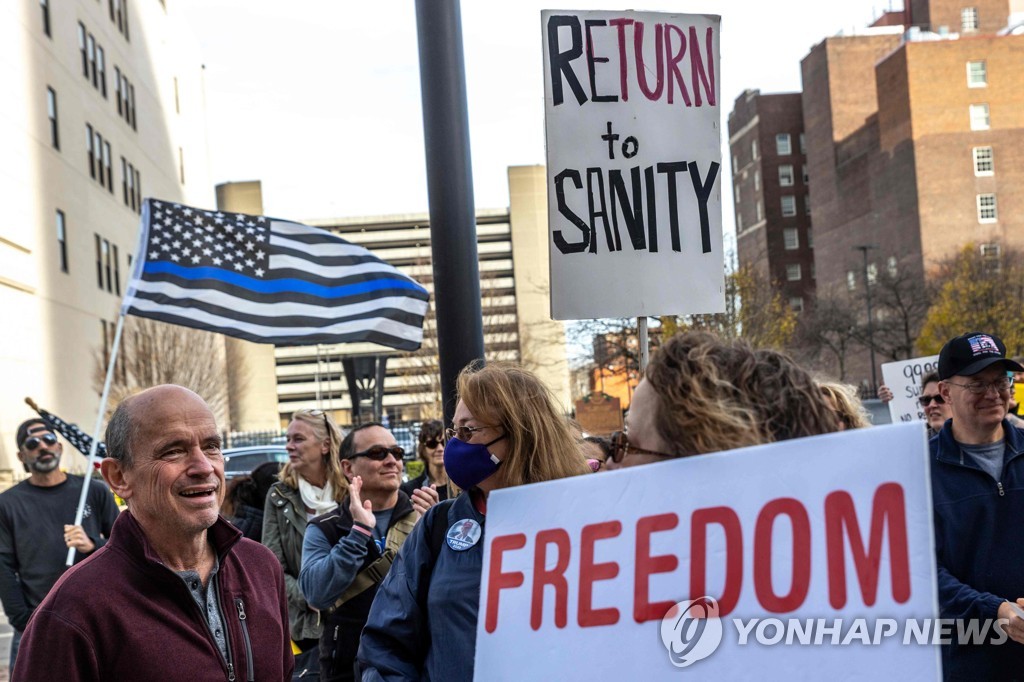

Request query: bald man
[{"left": 14, "top": 385, "right": 293, "bottom": 681}]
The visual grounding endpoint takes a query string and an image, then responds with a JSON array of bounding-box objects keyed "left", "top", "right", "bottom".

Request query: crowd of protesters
[{"left": 2, "top": 328, "right": 1023, "bottom": 680}]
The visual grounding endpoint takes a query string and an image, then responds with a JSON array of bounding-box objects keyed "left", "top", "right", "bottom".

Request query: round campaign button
[{"left": 446, "top": 518, "right": 482, "bottom": 551}]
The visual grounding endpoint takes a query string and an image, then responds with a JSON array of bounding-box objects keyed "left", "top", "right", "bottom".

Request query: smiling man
[
  {"left": 931, "top": 332, "right": 1024, "bottom": 678},
  {"left": 299, "top": 422, "right": 416, "bottom": 682},
  {"left": 12, "top": 385, "right": 292, "bottom": 682},
  {"left": 0, "top": 419, "right": 119, "bottom": 674}
]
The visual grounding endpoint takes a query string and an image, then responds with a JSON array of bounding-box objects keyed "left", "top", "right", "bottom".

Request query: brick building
[{"left": 729, "top": 91, "right": 815, "bottom": 312}]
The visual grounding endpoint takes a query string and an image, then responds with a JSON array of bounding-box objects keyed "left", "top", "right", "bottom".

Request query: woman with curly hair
[
  {"left": 358, "top": 362, "right": 591, "bottom": 681},
  {"left": 608, "top": 331, "right": 839, "bottom": 468},
  {"left": 263, "top": 408, "right": 348, "bottom": 675}
]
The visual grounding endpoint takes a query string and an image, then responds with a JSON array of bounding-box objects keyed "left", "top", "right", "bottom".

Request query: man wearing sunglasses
[
  {"left": 300, "top": 422, "right": 416, "bottom": 682},
  {"left": 0, "top": 419, "right": 119, "bottom": 672},
  {"left": 930, "top": 332, "right": 1024, "bottom": 678}
]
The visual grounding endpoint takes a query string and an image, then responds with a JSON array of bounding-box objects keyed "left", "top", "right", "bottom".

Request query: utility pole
[{"left": 854, "top": 244, "right": 879, "bottom": 395}]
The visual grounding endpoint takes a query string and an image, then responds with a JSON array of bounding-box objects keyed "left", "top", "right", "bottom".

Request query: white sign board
[
  {"left": 882, "top": 355, "right": 940, "bottom": 424},
  {"left": 542, "top": 11, "right": 725, "bottom": 319},
  {"left": 475, "top": 424, "right": 939, "bottom": 680}
]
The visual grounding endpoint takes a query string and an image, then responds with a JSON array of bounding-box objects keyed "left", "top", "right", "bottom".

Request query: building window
[
  {"left": 753, "top": 170, "right": 760, "bottom": 192},
  {"left": 121, "top": 158, "right": 141, "bottom": 213},
  {"left": 969, "top": 103, "right": 990, "bottom": 130},
  {"left": 87, "top": 34, "right": 97, "bottom": 87},
  {"left": 980, "top": 243, "right": 1001, "bottom": 258},
  {"left": 732, "top": 154, "right": 738, "bottom": 172},
  {"left": 737, "top": 213, "right": 743, "bottom": 230},
  {"left": 807, "top": 229, "right": 814, "bottom": 249},
  {"left": 110, "top": 0, "right": 130, "bottom": 38},
  {"left": 115, "top": 70, "right": 136, "bottom": 128},
  {"left": 178, "top": 147, "right": 185, "bottom": 184},
  {"left": 751, "top": 139, "right": 759, "bottom": 160},
  {"left": 799, "top": 133, "right": 806, "bottom": 154},
  {"left": 887, "top": 256, "right": 899, "bottom": 277},
  {"left": 734, "top": 185, "right": 741, "bottom": 204},
  {"left": 977, "top": 193, "right": 997, "bottom": 222},
  {"left": 112, "top": 244, "right": 121, "bottom": 295},
  {"left": 961, "top": 7, "right": 979, "bottom": 31},
  {"left": 96, "top": 46, "right": 107, "bottom": 98},
  {"left": 776, "top": 133, "right": 792, "bottom": 155},
  {"left": 78, "top": 23, "right": 88, "bottom": 77},
  {"left": 973, "top": 146, "right": 993, "bottom": 175},
  {"left": 115, "top": 67, "right": 122, "bottom": 116},
  {"left": 967, "top": 60, "right": 987, "bottom": 87},
  {"left": 56, "top": 209, "right": 68, "bottom": 273},
  {"left": 789, "top": 297, "right": 804, "bottom": 312},
  {"left": 781, "top": 196, "right": 797, "bottom": 217},
  {"left": 134, "top": 167, "right": 141, "bottom": 210},
  {"left": 867, "top": 263, "right": 878, "bottom": 285},
  {"left": 805, "top": 194, "right": 812, "bottom": 215},
  {"left": 86, "top": 124, "right": 95, "bottom": 178},
  {"left": 40, "top": 0, "right": 50, "bottom": 36},
  {"left": 756, "top": 200, "right": 763, "bottom": 222},
  {"left": 103, "top": 140, "right": 113, "bottom": 192},
  {"left": 786, "top": 264, "right": 802, "bottom": 281},
  {"left": 847, "top": 271, "right": 857, "bottom": 291},
  {"left": 95, "top": 234, "right": 104, "bottom": 288},
  {"left": 46, "top": 87, "right": 59, "bottom": 150},
  {"left": 783, "top": 228, "right": 799, "bottom": 250},
  {"left": 778, "top": 164, "right": 794, "bottom": 186},
  {"left": 802, "top": 164, "right": 809, "bottom": 184}
]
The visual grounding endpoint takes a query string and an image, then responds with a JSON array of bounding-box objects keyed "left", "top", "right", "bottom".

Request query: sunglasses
[
  {"left": 349, "top": 445, "right": 404, "bottom": 461},
  {"left": 23, "top": 433, "right": 58, "bottom": 451},
  {"left": 420, "top": 438, "right": 445, "bottom": 449},
  {"left": 445, "top": 425, "right": 493, "bottom": 442},
  {"left": 609, "top": 431, "right": 674, "bottom": 463},
  {"left": 918, "top": 394, "right": 945, "bottom": 407}
]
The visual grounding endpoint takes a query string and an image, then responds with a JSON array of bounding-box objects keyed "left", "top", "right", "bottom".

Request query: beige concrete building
[
  {"left": 223, "top": 165, "right": 572, "bottom": 428},
  {"left": 0, "top": 0, "right": 214, "bottom": 475}
]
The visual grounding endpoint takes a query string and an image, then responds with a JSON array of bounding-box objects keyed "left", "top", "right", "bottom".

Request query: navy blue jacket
[
  {"left": 931, "top": 418, "right": 1024, "bottom": 679},
  {"left": 358, "top": 492, "right": 485, "bottom": 682}
]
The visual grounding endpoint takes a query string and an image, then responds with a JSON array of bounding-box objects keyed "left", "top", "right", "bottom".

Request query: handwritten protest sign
[
  {"left": 475, "top": 424, "right": 938, "bottom": 680},
  {"left": 881, "top": 355, "right": 940, "bottom": 424},
  {"left": 542, "top": 11, "right": 725, "bottom": 319}
]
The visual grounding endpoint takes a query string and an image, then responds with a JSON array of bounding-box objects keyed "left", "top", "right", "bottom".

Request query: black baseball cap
[
  {"left": 937, "top": 332, "right": 1024, "bottom": 380},
  {"left": 15, "top": 419, "right": 48, "bottom": 449}
]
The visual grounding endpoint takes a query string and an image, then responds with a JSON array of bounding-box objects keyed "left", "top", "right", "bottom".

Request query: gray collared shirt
[{"left": 177, "top": 556, "right": 228, "bottom": 662}]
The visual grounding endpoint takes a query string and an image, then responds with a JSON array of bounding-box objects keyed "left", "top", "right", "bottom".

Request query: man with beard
[
  {"left": 0, "top": 418, "right": 119, "bottom": 672},
  {"left": 12, "top": 385, "right": 293, "bottom": 681}
]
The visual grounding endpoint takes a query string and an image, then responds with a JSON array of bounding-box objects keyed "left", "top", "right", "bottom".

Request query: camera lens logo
[{"left": 660, "top": 596, "right": 723, "bottom": 668}]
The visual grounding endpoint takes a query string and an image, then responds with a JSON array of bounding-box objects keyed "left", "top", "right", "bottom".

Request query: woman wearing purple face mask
[{"left": 357, "top": 362, "right": 591, "bottom": 682}]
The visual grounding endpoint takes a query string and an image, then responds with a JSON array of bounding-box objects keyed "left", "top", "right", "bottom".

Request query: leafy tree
[{"left": 919, "top": 243, "right": 1024, "bottom": 355}]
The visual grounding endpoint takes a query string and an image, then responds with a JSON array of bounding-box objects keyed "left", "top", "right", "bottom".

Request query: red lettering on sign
[
  {"left": 690, "top": 506, "right": 743, "bottom": 615},
  {"left": 754, "top": 498, "right": 811, "bottom": 613},
  {"left": 531, "top": 529, "right": 571, "bottom": 630},
  {"left": 825, "top": 483, "right": 910, "bottom": 608},
  {"left": 578, "top": 521, "right": 622, "bottom": 627},
  {"left": 484, "top": 534, "right": 527, "bottom": 634},
  {"left": 634, "top": 513, "right": 680, "bottom": 623}
]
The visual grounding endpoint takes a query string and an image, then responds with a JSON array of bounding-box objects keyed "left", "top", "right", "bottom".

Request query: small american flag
[
  {"left": 25, "top": 399, "right": 106, "bottom": 461},
  {"left": 121, "top": 199, "right": 430, "bottom": 350}
]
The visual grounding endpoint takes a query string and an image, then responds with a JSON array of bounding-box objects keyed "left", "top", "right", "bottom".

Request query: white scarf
[{"left": 297, "top": 477, "right": 338, "bottom": 516}]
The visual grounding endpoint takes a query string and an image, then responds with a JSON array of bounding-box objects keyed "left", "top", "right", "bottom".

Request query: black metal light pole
[
  {"left": 854, "top": 244, "right": 879, "bottom": 394},
  {"left": 415, "top": 0, "right": 485, "bottom": 427}
]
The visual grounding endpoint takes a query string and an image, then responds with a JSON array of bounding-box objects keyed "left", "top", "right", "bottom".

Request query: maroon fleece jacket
[{"left": 13, "top": 512, "right": 293, "bottom": 681}]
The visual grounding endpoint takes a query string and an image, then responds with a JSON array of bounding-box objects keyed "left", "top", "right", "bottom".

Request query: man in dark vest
[{"left": 299, "top": 422, "right": 416, "bottom": 682}]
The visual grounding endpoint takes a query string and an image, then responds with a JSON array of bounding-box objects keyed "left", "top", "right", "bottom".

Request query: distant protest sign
[
  {"left": 542, "top": 11, "right": 725, "bottom": 319},
  {"left": 881, "top": 355, "right": 940, "bottom": 424},
  {"left": 475, "top": 424, "right": 939, "bottom": 680}
]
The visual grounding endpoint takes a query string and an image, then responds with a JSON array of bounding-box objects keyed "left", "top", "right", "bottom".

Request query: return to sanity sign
[
  {"left": 542, "top": 11, "right": 725, "bottom": 319},
  {"left": 474, "top": 424, "right": 939, "bottom": 680}
]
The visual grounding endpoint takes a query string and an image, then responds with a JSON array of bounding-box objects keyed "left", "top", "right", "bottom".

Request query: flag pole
[{"left": 66, "top": 310, "right": 127, "bottom": 566}]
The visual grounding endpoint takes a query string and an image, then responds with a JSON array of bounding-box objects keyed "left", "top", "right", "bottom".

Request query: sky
[{"left": 174, "top": 0, "right": 903, "bottom": 244}]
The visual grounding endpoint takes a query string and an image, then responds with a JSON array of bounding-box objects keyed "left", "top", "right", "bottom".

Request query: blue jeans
[{"left": 9, "top": 627, "right": 22, "bottom": 675}]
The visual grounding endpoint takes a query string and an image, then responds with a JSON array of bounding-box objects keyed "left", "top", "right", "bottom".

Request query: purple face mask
[{"left": 442, "top": 433, "right": 505, "bottom": 490}]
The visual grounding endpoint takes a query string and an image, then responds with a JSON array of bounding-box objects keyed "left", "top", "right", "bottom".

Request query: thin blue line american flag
[{"left": 121, "top": 199, "right": 430, "bottom": 350}]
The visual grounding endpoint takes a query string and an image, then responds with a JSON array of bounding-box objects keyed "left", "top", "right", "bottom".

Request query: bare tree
[
  {"left": 797, "top": 285, "right": 862, "bottom": 381},
  {"left": 93, "top": 316, "right": 231, "bottom": 425},
  {"left": 850, "top": 255, "right": 932, "bottom": 362}
]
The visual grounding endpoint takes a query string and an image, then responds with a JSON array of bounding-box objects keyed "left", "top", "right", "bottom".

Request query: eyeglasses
[
  {"left": 420, "top": 438, "right": 445, "bottom": 449},
  {"left": 23, "top": 433, "right": 58, "bottom": 451},
  {"left": 446, "top": 425, "right": 493, "bottom": 442},
  {"left": 918, "top": 394, "right": 946, "bottom": 406},
  {"left": 305, "top": 409, "right": 332, "bottom": 442},
  {"left": 609, "top": 431, "right": 675, "bottom": 464},
  {"left": 944, "top": 375, "right": 1014, "bottom": 395},
  {"left": 349, "top": 445, "right": 404, "bottom": 461}
]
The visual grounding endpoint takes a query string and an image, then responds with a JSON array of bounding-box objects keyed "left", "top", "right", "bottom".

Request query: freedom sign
[
  {"left": 475, "top": 424, "right": 940, "bottom": 680},
  {"left": 882, "top": 355, "right": 940, "bottom": 425},
  {"left": 542, "top": 10, "right": 725, "bottom": 320}
]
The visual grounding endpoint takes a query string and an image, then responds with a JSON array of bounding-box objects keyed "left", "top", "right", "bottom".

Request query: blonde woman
[
  {"left": 358, "top": 362, "right": 591, "bottom": 681},
  {"left": 262, "top": 409, "right": 347, "bottom": 674},
  {"left": 819, "top": 381, "right": 872, "bottom": 431}
]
